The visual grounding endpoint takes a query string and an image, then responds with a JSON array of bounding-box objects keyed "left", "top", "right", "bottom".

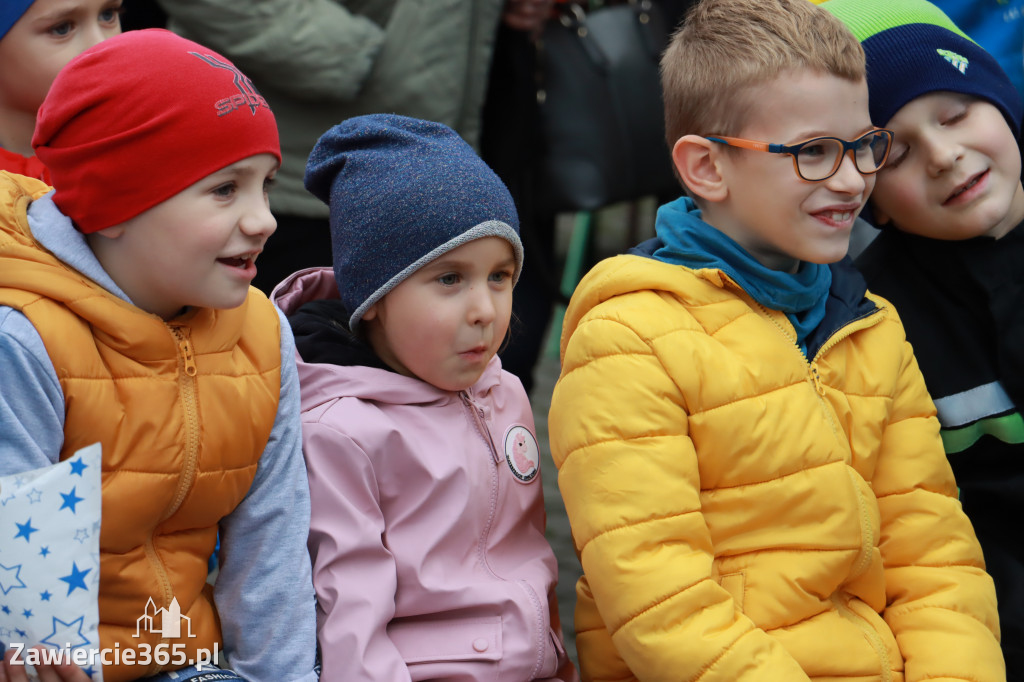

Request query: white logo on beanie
[{"left": 937, "top": 48, "right": 969, "bottom": 75}]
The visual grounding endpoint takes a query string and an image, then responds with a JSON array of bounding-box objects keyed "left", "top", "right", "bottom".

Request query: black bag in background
[{"left": 537, "top": 0, "right": 680, "bottom": 213}]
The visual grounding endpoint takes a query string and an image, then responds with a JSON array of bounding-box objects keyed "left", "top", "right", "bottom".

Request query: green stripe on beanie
[
  {"left": 823, "top": 0, "right": 970, "bottom": 43},
  {"left": 821, "top": 0, "right": 1021, "bottom": 134}
]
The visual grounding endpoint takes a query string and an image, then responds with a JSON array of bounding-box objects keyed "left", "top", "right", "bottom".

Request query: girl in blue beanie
[{"left": 271, "top": 114, "right": 577, "bottom": 682}]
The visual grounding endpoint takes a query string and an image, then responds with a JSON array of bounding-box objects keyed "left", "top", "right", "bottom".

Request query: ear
[
  {"left": 361, "top": 303, "right": 378, "bottom": 322},
  {"left": 672, "top": 134, "right": 728, "bottom": 202}
]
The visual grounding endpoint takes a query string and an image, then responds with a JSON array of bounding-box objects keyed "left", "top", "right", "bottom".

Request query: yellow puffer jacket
[
  {"left": 0, "top": 173, "right": 281, "bottom": 681},
  {"left": 549, "top": 253, "right": 1004, "bottom": 682}
]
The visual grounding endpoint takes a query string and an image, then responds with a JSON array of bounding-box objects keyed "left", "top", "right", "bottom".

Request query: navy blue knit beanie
[
  {"left": 822, "top": 0, "right": 1022, "bottom": 136},
  {"left": 305, "top": 114, "right": 523, "bottom": 331},
  {"left": 0, "top": 0, "right": 33, "bottom": 39}
]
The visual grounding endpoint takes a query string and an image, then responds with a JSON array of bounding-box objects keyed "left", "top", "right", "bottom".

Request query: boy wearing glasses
[
  {"left": 822, "top": 0, "right": 1024, "bottom": 675},
  {"left": 547, "top": 0, "right": 1005, "bottom": 679}
]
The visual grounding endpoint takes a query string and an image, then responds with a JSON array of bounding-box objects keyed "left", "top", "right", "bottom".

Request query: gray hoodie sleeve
[
  {"left": 0, "top": 306, "right": 64, "bottom": 474},
  {"left": 0, "top": 304, "right": 318, "bottom": 680},
  {"left": 213, "top": 308, "right": 319, "bottom": 682},
  {"left": 11, "top": 195, "right": 318, "bottom": 678}
]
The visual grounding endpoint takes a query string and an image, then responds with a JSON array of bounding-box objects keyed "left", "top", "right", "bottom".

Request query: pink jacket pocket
[{"left": 388, "top": 616, "right": 503, "bottom": 664}]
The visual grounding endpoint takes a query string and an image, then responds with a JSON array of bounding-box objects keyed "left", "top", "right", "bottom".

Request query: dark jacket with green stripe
[{"left": 856, "top": 222, "right": 1024, "bottom": 674}]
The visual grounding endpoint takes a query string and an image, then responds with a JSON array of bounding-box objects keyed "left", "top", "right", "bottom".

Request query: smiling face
[
  {"left": 87, "top": 154, "right": 279, "bottom": 320},
  {"left": 869, "top": 92, "right": 1024, "bottom": 241},
  {"left": 362, "top": 236, "right": 516, "bottom": 392},
  {"left": 706, "top": 69, "right": 876, "bottom": 272},
  {"left": 0, "top": 0, "right": 122, "bottom": 153}
]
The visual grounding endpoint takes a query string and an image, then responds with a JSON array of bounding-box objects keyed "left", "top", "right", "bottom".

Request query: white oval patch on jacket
[{"left": 504, "top": 425, "right": 540, "bottom": 483}]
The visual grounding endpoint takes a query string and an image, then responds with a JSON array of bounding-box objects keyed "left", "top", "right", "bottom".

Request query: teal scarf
[{"left": 652, "top": 197, "right": 831, "bottom": 355}]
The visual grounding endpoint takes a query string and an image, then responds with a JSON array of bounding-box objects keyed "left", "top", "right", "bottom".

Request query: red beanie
[{"left": 32, "top": 29, "right": 281, "bottom": 234}]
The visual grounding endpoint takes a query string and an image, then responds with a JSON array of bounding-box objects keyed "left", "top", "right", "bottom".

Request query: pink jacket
[{"left": 274, "top": 268, "right": 576, "bottom": 682}]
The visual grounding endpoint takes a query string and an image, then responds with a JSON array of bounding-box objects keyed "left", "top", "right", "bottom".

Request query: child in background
[
  {"left": 0, "top": 0, "right": 122, "bottom": 181},
  {"left": 547, "top": 0, "right": 1005, "bottom": 679},
  {"left": 272, "top": 113, "right": 577, "bottom": 682},
  {"left": 0, "top": 30, "right": 317, "bottom": 682},
  {"left": 823, "top": 0, "right": 1024, "bottom": 674}
]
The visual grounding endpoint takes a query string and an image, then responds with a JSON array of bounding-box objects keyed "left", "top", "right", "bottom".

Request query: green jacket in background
[{"left": 158, "top": 0, "right": 505, "bottom": 219}]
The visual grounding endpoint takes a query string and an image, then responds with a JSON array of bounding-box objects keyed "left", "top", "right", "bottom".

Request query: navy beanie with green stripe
[
  {"left": 304, "top": 114, "right": 523, "bottom": 331},
  {"left": 822, "top": 0, "right": 1022, "bottom": 137}
]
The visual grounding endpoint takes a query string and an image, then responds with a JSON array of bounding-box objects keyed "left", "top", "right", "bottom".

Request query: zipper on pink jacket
[{"left": 460, "top": 390, "right": 501, "bottom": 463}]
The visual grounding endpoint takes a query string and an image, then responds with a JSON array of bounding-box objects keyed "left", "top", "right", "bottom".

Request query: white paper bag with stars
[{"left": 0, "top": 443, "right": 102, "bottom": 680}]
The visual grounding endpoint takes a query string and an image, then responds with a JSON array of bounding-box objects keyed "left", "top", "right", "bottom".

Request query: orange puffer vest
[{"left": 0, "top": 173, "right": 281, "bottom": 681}]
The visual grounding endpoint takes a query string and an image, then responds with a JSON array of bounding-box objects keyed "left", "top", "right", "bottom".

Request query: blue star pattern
[
  {"left": 59, "top": 563, "right": 92, "bottom": 597},
  {"left": 59, "top": 487, "right": 85, "bottom": 514},
  {"left": 0, "top": 444, "right": 101, "bottom": 667},
  {"left": 40, "top": 615, "right": 90, "bottom": 649},
  {"left": 14, "top": 518, "right": 38, "bottom": 542},
  {"left": 0, "top": 564, "right": 26, "bottom": 595},
  {"left": 68, "top": 458, "right": 88, "bottom": 477}
]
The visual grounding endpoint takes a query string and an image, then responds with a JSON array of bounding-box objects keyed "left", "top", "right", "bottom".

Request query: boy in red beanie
[
  {"left": 0, "top": 29, "right": 317, "bottom": 682},
  {"left": 0, "top": 0, "right": 122, "bottom": 182}
]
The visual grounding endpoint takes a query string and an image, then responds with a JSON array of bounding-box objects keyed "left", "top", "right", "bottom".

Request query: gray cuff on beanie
[
  {"left": 304, "top": 113, "right": 524, "bottom": 332},
  {"left": 348, "top": 219, "right": 523, "bottom": 330}
]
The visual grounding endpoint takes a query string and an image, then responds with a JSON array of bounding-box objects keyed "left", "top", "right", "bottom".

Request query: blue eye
[
  {"left": 213, "top": 182, "right": 237, "bottom": 197},
  {"left": 49, "top": 21, "right": 73, "bottom": 37},
  {"left": 438, "top": 273, "right": 459, "bottom": 286},
  {"left": 798, "top": 143, "right": 828, "bottom": 159},
  {"left": 100, "top": 2, "right": 125, "bottom": 24}
]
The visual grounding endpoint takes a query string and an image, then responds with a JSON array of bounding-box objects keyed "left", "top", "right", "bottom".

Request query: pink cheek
[{"left": 873, "top": 185, "right": 908, "bottom": 214}]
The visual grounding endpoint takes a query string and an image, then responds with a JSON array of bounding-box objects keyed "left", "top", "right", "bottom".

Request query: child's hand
[{"left": 1, "top": 648, "right": 92, "bottom": 682}]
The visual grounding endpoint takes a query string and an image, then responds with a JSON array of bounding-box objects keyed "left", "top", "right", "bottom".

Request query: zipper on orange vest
[
  {"left": 140, "top": 324, "right": 203, "bottom": 670},
  {"left": 177, "top": 333, "right": 198, "bottom": 377},
  {"left": 167, "top": 325, "right": 201, "bottom": 517}
]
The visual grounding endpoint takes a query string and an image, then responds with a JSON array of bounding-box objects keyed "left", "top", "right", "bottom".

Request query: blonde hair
[{"left": 661, "top": 0, "right": 866, "bottom": 145}]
